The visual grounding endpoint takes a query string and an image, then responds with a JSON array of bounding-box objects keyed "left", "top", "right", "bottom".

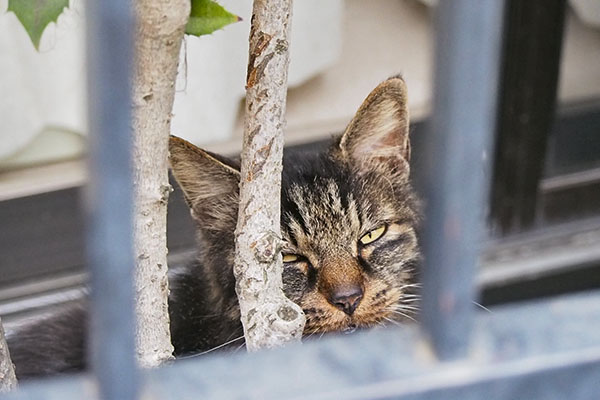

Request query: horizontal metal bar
[
  {"left": 6, "top": 289, "right": 600, "bottom": 400},
  {"left": 540, "top": 167, "right": 600, "bottom": 192},
  {"left": 316, "top": 349, "right": 600, "bottom": 400},
  {"left": 0, "top": 250, "right": 196, "bottom": 324},
  {"left": 480, "top": 217, "right": 600, "bottom": 287}
]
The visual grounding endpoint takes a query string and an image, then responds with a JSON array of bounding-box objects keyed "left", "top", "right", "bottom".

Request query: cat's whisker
[
  {"left": 386, "top": 302, "right": 420, "bottom": 312},
  {"left": 187, "top": 312, "right": 224, "bottom": 321},
  {"left": 398, "top": 304, "right": 419, "bottom": 311},
  {"left": 380, "top": 174, "right": 397, "bottom": 199},
  {"left": 388, "top": 309, "right": 418, "bottom": 318},
  {"left": 399, "top": 301, "right": 420, "bottom": 307},
  {"left": 192, "top": 335, "right": 245, "bottom": 357},
  {"left": 400, "top": 293, "right": 421, "bottom": 298},
  {"left": 383, "top": 316, "right": 401, "bottom": 327},
  {"left": 384, "top": 302, "right": 416, "bottom": 311},
  {"left": 234, "top": 342, "right": 247, "bottom": 353},
  {"left": 399, "top": 283, "right": 422, "bottom": 290},
  {"left": 384, "top": 304, "right": 418, "bottom": 318},
  {"left": 473, "top": 301, "right": 493, "bottom": 314},
  {"left": 389, "top": 310, "right": 417, "bottom": 322}
]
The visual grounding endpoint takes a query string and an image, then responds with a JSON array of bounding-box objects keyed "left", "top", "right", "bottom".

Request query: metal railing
[
  {"left": 4, "top": 0, "right": 600, "bottom": 399},
  {"left": 85, "top": 1, "right": 138, "bottom": 399},
  {"left": 420, "top": 0, "right": 504, "bottom": 361}
]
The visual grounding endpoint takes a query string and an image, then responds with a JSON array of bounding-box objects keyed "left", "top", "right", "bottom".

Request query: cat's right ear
[{"left": 169, "top": 136, "right": 240, "bottom": 230}]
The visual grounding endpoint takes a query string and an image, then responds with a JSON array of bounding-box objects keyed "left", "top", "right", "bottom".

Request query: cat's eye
[
  {"left": 359, "top": 225, "right": 386, "bottom": 245},
  {"left": 282, "top": 254, "right": 300, "bottom": 263}
]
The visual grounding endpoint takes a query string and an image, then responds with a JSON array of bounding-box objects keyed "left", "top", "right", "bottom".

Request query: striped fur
[
  {"left": 169, "top": 76, "right": 421, "bottom": 347},
  {"left": 7, "top": 77, "right": 421, "bottom": 379}
]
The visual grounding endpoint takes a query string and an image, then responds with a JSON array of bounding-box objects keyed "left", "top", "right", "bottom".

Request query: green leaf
[
  {"left": 186, "top": 0, "right": 241, "bottom": 37},
  {"left": 8, "top": 0, "right": 69, "bottom": 50}
]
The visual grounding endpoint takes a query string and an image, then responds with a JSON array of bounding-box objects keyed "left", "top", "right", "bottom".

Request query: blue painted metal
[
  {"left": 5, "top": 290, "right": 600, "bottom": 399},
  {"left": 84, "top": 1, "right": 138, "bottom": 399},
  {"left": 420, "top": 0, "right": 505, "bottom": 360}
]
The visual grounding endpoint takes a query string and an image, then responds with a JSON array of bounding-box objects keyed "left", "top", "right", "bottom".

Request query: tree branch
[
  {"left": 0, "top": 319, "right": 17, "bottom": 392},
  {"left": 234, "top": 0, "right": 305, "bottom": 352},
  {"left": 132, "top": 0, "right": 190, "bottom": 367}
]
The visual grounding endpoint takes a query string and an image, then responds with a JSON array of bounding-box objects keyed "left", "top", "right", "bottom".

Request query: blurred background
[{"left": 1, "top": 0, "right": 599, "bottom": 330}]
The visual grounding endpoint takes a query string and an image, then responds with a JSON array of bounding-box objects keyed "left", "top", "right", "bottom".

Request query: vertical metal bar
[
  {"left": 421, "top": 0, "right": 505, "bottom": 360},
  {"left": 85, "top": 1, "right": 138, "bottom": 399}
]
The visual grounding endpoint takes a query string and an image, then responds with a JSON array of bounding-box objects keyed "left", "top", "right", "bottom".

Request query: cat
[{"left": 6, "top": 76, "right": 421, "bottom": 379}]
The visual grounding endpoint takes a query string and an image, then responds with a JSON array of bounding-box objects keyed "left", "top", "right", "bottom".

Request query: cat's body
[{"left": 6, "top": 77, "right": 421, "bottom": 379}]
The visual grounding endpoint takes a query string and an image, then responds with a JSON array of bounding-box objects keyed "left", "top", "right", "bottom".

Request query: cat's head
[{"left": 169, "top": 76, "right": 421, "bottom": 334}]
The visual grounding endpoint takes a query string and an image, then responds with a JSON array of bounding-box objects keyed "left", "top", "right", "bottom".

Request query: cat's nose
[{"left": 330, "top": 285, "right": 363, "bottom": 316}]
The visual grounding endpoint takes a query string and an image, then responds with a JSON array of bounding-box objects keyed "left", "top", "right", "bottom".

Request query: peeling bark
[
  {"left": 132, "top": 0, "right": 190, "bottom": 367},
  {"left": 0, "top": 319, "right": 17, "bottom": 392},
  {"left": 234, "top": 0, "right": 305, "bottom": 352}
]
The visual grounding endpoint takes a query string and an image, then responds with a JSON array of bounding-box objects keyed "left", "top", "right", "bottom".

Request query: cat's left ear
[{"left": 338, "top": 76, "right": 410, "bottom": 177}]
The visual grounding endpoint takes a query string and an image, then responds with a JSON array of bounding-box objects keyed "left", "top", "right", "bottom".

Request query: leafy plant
[
  {"left": 186, "top": 0, "right": 241, "bottom": 37},
  {"left": 8, "top": 0, "right": 69, "bottom": 50},
  {"left": 7, "top": 0, "right": 240, "bottom": 50}
]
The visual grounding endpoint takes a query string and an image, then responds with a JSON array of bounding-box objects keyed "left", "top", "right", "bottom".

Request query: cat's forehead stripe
[
  {"left": 288, "top": 180, "right": 348, "bottom": 224},
  {"left": 284, "top": 179, "right": 364, "bottom": 254},
  {"left": 284, "top": 188, "right": 310, "bottom": 236},
  {"left": 325, "top": 180, "right": 343, "bottom": 214}
]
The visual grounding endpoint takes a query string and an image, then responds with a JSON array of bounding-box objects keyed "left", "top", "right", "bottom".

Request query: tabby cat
[{"left": 7, "top": 76, "right": 421, "bottom": 378}]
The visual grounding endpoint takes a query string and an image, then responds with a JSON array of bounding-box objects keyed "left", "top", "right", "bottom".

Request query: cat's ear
[
  {"left": 338, "top": 76, "right": 410, "bottom": 177},
  {"left": 169, "top": 136, "right": 240, "bottom": 231}
]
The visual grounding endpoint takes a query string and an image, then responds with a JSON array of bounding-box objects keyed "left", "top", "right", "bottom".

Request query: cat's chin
[
  {"left": 302, "top": 323, "right": 371, "bottom": 342},
  {"left": 303, "top": 312, "right": 382, "bottom": 336},
  {"left": 302, "top": 301, "right": 416, "bottom": 337}
]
